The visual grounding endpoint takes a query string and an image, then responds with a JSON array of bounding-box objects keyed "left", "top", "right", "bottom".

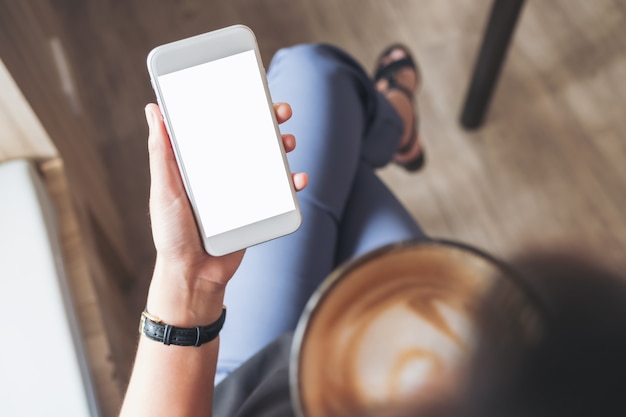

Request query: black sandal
[{"left": 374, "top": 44, "right": 425, "bottom": 172}]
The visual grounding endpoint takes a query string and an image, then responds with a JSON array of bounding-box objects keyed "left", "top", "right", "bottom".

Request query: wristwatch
[{"left": 139, "top": 307, "right": 226, "bottom": 347}]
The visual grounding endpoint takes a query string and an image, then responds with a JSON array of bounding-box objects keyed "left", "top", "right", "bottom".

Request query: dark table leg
[{"left": 460, "top": 0, "right": 526, "bottom": 129}]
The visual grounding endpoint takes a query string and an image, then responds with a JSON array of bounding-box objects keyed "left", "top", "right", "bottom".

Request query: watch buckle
[{"left": 139, "top": 310, "right": 162, "bottom": 334}]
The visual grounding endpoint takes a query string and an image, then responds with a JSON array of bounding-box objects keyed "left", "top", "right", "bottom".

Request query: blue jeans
[{"left": 216, "top": 44, "right": 426, "bottom": 383}]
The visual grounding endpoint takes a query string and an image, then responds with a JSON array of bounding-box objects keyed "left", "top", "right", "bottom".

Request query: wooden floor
[{"left": 20, "top": 0, "right": 626, "bottom": 415}]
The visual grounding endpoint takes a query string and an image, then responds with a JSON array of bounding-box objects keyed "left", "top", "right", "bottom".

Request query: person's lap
[{"left": 217, "top": 44, "right": 425, "bottom": 383}]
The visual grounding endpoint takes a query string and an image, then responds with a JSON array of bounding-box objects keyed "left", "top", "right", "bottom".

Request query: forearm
[
  {"left": 120, "top": 261, "right": 226, "bottom": 417},
  {"left": 127, "top": 101, "right": 303, "bottom": 417},
  {"left": 120, "top": 337, "right": 219, "bottom": 417}
]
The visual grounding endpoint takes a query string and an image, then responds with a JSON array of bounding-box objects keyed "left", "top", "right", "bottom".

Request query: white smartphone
[{"left": 147, "top": 25, "right": 301, "bottom": 256}]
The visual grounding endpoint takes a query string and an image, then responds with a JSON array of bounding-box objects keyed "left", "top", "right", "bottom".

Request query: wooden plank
[
  {"left": 39, "top": 158, "right": 124, "bottom": 417},
  {"left": 0, "top": 58, "right": 58, "bottom": 161}
]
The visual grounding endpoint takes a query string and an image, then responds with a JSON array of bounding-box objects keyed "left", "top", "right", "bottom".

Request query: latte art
[
  {"left": 354, "top": 301, "right": 472, "bottom": 401},
  {"left": 291, "top": 241, "right": 530, "bottom": 417}
]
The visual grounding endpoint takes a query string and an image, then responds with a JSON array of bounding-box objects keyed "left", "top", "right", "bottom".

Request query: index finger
[{"left": 274, "top": 102, "right": 292, "bottom": 124}]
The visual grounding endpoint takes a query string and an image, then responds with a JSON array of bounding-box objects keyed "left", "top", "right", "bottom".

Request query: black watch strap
[{"left": 139, "top": 307, "right": 226, "bottom": 347}]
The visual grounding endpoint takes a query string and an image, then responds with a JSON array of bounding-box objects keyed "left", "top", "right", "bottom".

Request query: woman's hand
[
  {"left": 144, "top": 102, "right": 307, "bottom": 326},
  {"left": 120, "top": 103, "right": 306, "bottom": 417}
]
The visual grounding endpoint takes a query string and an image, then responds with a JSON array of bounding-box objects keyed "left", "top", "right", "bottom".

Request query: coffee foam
[
  {"left": 355, "top": 301, "right": 474, "bottom": 401},
  {"left": 294, "top": 243, "right": 504, "bottom": 417}
]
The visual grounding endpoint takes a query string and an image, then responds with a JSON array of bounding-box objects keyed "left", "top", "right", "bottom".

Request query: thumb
[
  {"left": 145, "top": 104, "right": 186, "bottom": 203},
  {"left": 145, "top": 103, "right": 201, "bottom": 256}
]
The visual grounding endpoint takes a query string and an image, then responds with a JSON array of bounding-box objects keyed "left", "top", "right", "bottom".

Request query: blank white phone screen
[{"left": 158, "top": 50, "right": 295, "bottom": 238}]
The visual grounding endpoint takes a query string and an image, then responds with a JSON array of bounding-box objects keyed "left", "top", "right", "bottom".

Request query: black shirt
[{"left": 214, "top": 333, "right": 295, "bottom": 417}]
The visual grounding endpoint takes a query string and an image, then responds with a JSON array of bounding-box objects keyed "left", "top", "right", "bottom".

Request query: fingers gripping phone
[{"left": 147, "top": 25, "right": 301, "bottom": 256}]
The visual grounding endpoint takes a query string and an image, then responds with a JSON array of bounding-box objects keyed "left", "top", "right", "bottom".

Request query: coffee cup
[{"left": 290, "top": 240, "right": 543, "bottom": 417}]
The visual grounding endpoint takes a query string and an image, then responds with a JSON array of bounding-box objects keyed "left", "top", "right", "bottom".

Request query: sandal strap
[
  {"left": 374, "top": 56, "right": 416, "bottom": 82},
  {"left": 397, "top": 151, "right": 426, "bottom": 172},
  {"left": 374, "top": 57, "right": 417, "bottom": 101},
  {"left": 388, "top": 80, "right": 414, "bottom": 102}
]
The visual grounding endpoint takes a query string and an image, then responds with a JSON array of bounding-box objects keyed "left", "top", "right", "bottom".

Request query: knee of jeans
[
  {"left": 273, "top": 43, "right": 331, "bottom": 62},
  {"left": 270, "top": 43, "right": 344, "bottom": 75}
]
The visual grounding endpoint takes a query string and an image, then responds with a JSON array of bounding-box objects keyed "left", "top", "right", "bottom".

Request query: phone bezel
[{"left": 147, "top": 25, "right": 301, "bottom": 256}]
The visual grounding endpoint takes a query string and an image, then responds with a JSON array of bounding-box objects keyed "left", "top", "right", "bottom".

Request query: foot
[{"left": 374, "top": 45, "right": 425, "bottom": 171}]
